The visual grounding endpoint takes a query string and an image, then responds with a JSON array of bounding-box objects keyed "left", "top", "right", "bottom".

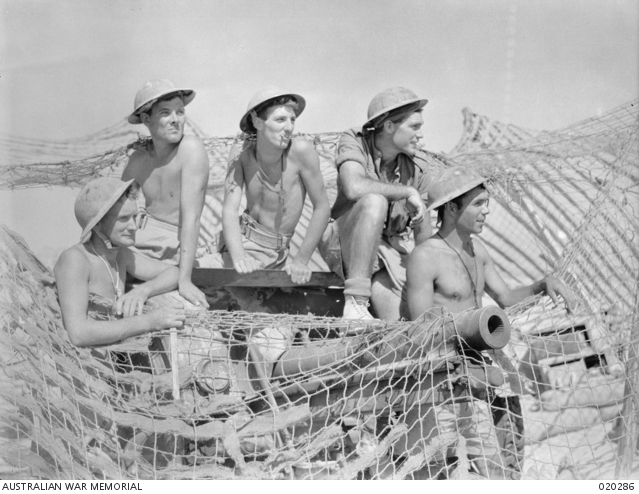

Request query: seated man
[
  {"left": 55, "top": 177, "right": 186, "bottom": 347},
  {"left": 122, "top": 79, "right": 210, "bottom": 308},
  {"left": 196, "top": 87, "right": 330, "bottom": 284},
  {"left": 400, "top": 166, "right": 576, "bottom": 477},
  {"left": 322, "top": 87, "right": 446, "bottom": 320}
]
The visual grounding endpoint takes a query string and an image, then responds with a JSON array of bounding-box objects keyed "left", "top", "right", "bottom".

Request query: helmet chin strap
[{"left": 92, "top": 228, "right": 117, "bottom": 250}]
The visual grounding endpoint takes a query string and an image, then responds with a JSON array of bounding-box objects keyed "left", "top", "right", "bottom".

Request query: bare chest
[
  {"left": 434, "top": 250, "right": 484, "bottom": 306},
  {"left": 87, "top": 256, "right": 125, "bottom": 301},
  {"left": 244, "top": 157, "right": 304, "bottom": 209},
  {"left": 139, "top": 156, "right": 182, "bottom": 199}
]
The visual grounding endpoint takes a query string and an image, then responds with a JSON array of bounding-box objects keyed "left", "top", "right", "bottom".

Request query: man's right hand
[
  {"left": 406, "top": 188, "right": 425, "bottom": 226},
  {"left": 147, "top": 306, "right": 187, "bottom": 331},
  {"left": 543, "top": 276, "right": 576, "bottom": 314},
  {"left": 233, "top": 256, "right": 263, "bottom": 274}
]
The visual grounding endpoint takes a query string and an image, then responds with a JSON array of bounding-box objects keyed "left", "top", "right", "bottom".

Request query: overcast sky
[{"left": 1, "top": 0, "right": 637, "bottom": 266}]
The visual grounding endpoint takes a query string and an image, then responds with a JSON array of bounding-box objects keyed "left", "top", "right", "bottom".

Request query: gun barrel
[{"left": 454, "top": 306, "right": 511, "bottom": 350}]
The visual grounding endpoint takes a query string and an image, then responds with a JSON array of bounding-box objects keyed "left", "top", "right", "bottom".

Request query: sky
[{"left": 1, "top": 0, "right": 638, "bottom": 267}]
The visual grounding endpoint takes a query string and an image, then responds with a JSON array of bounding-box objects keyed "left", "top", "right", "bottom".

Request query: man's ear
[
  {"left": 140, "top": 112, "right": 150, "bottom": 126},
  {"left": 445, "top": 201, "right": 458, "bottom": 216},
  {"left": 251, "top": 111, "right": 262, "bottom": 131},
  {"left": 383, "top": 119, "right": 395, "bottom": 134}
]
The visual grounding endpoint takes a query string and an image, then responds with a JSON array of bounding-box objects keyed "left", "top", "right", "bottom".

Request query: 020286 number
[{"left": 599, "top": 484, "right": 635, "bottom": 490}]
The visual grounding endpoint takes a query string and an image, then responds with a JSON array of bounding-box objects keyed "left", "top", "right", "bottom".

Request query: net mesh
[{"left": 0, "top": 100, "right": 638, "bottom": 480}]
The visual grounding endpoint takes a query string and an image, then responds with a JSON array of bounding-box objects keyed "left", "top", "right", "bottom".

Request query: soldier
[
  {"left": 122, "top": 79, "right": 210, "bottom": 308},
  {"left": 401, "top": 166, "right": 575, "bottom": 477},
  {"left": 321, "top": 87, "right": 445, "bottom": 320},
  {"left": 196, "top": 87, "right": 330, "bottom": 285},
  {"left": 54, "top": 177, "right": 185, "bottom": 347}
]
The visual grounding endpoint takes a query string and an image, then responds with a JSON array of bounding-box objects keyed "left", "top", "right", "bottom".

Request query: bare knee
[{"left": 354, "top": 194, "right": 388, "bottom": 225}]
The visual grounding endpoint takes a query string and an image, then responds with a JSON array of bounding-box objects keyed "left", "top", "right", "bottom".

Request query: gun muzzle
[{"left": 454, "top": 306, "right": 511, "bottom": 350}]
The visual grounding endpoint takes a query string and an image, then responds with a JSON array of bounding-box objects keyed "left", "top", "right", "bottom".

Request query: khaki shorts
[
  {"left": 318, "top": 216, "right": 414, "bottom": 298},
  {"left": 195, "top": 214, "right": 290, "bottom": 270},
  {"left": 131, "top": 212, "right": 209, "bottom": 265}
]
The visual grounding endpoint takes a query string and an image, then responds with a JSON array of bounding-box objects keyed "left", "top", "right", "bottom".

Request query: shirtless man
[
  {"left": 401, "top": 166, "right": 575, "bottom": 477},
  {"left": 122, "top": 79, "right": 210, "bottom": 308},
  {"left": 196, "top": 87, "right": 330, "bottom": 284},
  {"left": 323, "top": 87, "right": 446, "bottom": 320},
  {"left": 54, "top": 177, "right": 186, "bottom": 347}
]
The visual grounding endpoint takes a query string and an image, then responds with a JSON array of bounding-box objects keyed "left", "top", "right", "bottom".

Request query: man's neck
[
  {"left": 150, "top": 136, "right": 181, "bottom": 161},
  {"left": 437, "top": 223, "right": 472, "bottom": 251},
  {"left": 373, "top": 134, "right": 400, "bottom": 167},
  {"left": 87, "top": 236, "right": 120, "bottom": 264},
  {"left": 254, "top": 138, "right": 284, "bottom": 169}
]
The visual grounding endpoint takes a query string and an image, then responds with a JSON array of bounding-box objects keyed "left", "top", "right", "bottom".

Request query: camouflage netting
[{"left": 0, "top": 100, "right": 638, "bottom": 479}]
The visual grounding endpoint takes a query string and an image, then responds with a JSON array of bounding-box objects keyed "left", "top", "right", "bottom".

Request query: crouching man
[
  {"left": 55, "top": 177, "right": 186, "bottom": 347},
  {"left": 196, "top": 87, "right": 330, "bottom": 284},
  {"left": 322, "top": 87, "right": 446, "bottom": 320},
  {"left": 399, "top": 166, "right": 576, "bottom": 477}
]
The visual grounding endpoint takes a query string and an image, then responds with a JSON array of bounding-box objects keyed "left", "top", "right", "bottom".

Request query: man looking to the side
[
  {"left": 322, "top": 87, "right": 446, "bottom": 320},
  {"left": 122, "top": 79, "right": 210, "bottom": 308},
  {"left": 400, "top": 166, "right": 575, "bottom": 477}
]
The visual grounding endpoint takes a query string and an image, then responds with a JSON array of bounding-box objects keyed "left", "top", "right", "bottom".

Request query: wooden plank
[
  {"left": 191, "top": 268, "right": 344, "bottom": 289},
  {"left": 536, "top": 346, "right": 596, "bottom": 368}
]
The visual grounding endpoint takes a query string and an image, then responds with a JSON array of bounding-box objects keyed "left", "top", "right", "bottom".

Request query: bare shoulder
[
  {"left": 289, "top": 138, "right": 319, "bottom": 167},
  {"left": 472, "top": 237, "right": 491, "bottom": 262},
  {"left": 409, "top": 237, "right": 444, "bottom": 270},
  {"left": 122, "top": 148, "right": 147, "bottom": 179},
  {"left": 177, "top": 135, "right": 209, "bottom": 173},
  {"left": 177, "top": 135, "right": 207, "bottom": 156},
  {"left": 231, "top": 140, "right": 252, "bottom": 164},
  {"left": 54, "top": 245, "right": 89, "bottom": 278}
]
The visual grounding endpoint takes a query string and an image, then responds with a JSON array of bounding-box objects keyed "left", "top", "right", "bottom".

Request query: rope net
[{"left": 1, "top": 100, "right": 638, "bottom": 479}]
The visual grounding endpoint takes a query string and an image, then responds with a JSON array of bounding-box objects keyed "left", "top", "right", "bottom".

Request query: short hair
[
  {"left": 436, "top": 183, "right": 486, "bottom": 225},
  {"left": 371, "top": 104, "right": 423, "bottom": 135},
  {"left": 247, "top": 96, "right": 300, "bottom": 133},
  {"left": 139, "top": 92, "right": 186, "bottom": 119}
]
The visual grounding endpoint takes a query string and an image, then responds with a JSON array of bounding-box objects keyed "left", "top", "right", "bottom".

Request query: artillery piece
[{"left": 145, "top": 301, "right": 516, "bottom": 479}]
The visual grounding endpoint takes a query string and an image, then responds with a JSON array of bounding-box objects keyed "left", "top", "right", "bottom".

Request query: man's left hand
[
  {"left": 544, "top": 276, "right": 576, "bottom": 314},
  {"left": 179, "top": 279, "right": 210, "bottom": 309},
  {"left": 406, "top": 188, "right": 425, "bottom": 226},
  {"left": 285, "top": 259, "right": 312, "bottom": 285},
  {"left": 115, "top": 287, "right": 149, "bottom": 318}
]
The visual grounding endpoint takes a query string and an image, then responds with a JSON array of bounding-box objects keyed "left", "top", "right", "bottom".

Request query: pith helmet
[
  {"left": 128, "top": 79, "right": 195, "bottom": 125},
  {"left": 75, "top": 177, "right": 136, "bottom": 243},
  {"left": 364, "top": 87, "right": 428, "bottom": 130},
  {"left": 427, "top": 166, "right": 486, "bottom": 211},
  {"left": 239, "top": 86, "right": 306, "bottom": 133}
]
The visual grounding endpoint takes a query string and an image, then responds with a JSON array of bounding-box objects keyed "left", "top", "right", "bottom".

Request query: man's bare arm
[
  {"left": 339, "top": 161, "right": 421, "bottom": 202},
  {"left": 479, "top": 240, "right": 575, "bottom": 313},
  {"left": 116, "top": 249, "right": 180, "bottom": 317},
  {"left": 406, "top": 246, "right": 438, "bottom": 320},
  {"left": 339, "top": 161, "right": 425, "bottom": 223},
  {"left": 54, "top": 249, "right": 185, "bottom": 347},
  {"left": 290, "top": 142, "right": 330, "bottom": 265},
  {"left": 221, "top": 152, "right": 261, "bottom": 273},
  {"left": 413, "top": 213, "right": 432, "bottom": 245},
  {"left": 178, "top": 136, "right": 210, "bottom": 307}
]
